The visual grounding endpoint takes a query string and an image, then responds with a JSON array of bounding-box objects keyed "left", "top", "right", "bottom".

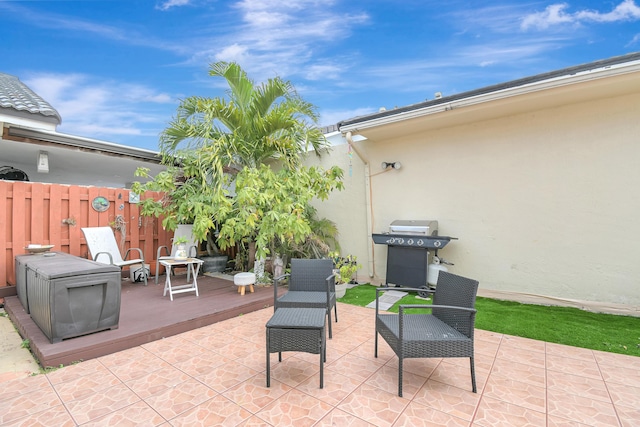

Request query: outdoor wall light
[
  {"left": 381, "top": 161, "right": 402, "bottom": 170},
  {"left": 37, "top": 151, "right": 49, "bottom": 173}
]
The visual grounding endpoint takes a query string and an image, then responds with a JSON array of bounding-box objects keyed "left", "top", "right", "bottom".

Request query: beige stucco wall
[
  {"left": 309, "top": 90, "right": 640, "bottom": 316},
  {"left": 304, "top": 142, "right": 371, "bottom": 284}
]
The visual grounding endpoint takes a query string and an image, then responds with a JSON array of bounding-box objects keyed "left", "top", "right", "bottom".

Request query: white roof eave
[{"left": 6, "top": 125, "right": 161, "bottom": 162}]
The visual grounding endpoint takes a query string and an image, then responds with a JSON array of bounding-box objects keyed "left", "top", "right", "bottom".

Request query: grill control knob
[
  {"left": 434, "top": 240, "right": 442, "bottom": 248},
  {"left": 408, "top": 239, "right": 414, "bottom": 246},
  {"left": 417, "top": 239, "right": 424, "bottom": 246}
]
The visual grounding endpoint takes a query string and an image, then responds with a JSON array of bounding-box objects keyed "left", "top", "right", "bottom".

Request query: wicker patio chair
[
  {"left": 375, "top": 271, "right": 479, "bottom": 397},
  {"left": 81, "top": 226, "right": 147, "bottom": 285},
  {"left": 273, "top": 258, "right": 338, "bottom": 338}
]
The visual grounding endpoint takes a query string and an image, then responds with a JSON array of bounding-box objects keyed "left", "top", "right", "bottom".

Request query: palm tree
[
  {"left": 134, "top": 62, "right": 343, "bottom": 270},
  {"left": 159, "top": 61, "right": 328, "bottom": 184}
]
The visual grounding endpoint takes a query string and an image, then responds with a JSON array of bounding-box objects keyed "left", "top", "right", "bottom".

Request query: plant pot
[
  {"left": 201, "top": 255, "right": 229, "bottom": 273},
  {"left": 335, "top": 283, "right": 348, "bottom": 299},
  {"left": 174, "top": 244, "right": 188, "bottom": 260}
]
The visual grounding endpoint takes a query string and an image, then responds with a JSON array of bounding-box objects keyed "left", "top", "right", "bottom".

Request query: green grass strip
[{"left": 339, "top": 285, "right": 640, "bottom": 357}]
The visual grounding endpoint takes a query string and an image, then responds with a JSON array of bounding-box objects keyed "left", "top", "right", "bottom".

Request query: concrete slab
[
  {"left": 366, "top": 290, "right": 408, "bottom": 310},
  {"left": 0, "top": 308, "right": 40, "bottom": 382}
]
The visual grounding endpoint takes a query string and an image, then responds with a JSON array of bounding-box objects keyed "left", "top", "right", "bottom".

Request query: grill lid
[{"left": 389, "top": 220, "right": 438, "bottom": 236}]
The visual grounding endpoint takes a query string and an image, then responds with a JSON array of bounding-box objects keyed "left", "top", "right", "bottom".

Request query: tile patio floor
[{"left": 1, "top": 303, "right": 639, "bottom": 426}]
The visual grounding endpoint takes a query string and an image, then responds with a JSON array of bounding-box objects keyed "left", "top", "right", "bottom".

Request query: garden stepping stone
[{"left": 366, "top": 290, "right": 408, "bottom": 310}]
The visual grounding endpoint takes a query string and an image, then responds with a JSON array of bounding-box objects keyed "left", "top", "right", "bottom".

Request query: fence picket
[{"left": 0, "top": 181, "right": 170, "bottom": 287}]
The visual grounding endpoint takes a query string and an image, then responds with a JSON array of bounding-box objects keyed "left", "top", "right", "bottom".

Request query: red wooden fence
[{"left": 1, "top": 180, "right": 173, "bottom": 290}]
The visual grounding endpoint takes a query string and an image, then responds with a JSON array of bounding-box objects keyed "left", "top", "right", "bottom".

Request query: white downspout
[{"left": 345, "top": 131, "right": 375, "bottom": 279}]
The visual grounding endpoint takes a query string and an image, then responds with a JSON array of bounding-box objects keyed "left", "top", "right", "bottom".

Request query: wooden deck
[{"left": 4, "top": 273, "right": 279, "bottom": 368}]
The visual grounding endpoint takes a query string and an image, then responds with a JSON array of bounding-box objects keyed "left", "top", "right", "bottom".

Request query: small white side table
[{"left": 159, "top": 258, "right": 204, "bottom": 301}]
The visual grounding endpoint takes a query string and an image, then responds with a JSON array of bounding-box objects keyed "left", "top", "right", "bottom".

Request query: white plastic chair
[
  {"left": 81, "top": 226, "right": 147, "bottom": 285},
  {"left": 155, "top": 224, "right": 199, "bottom": 284}
]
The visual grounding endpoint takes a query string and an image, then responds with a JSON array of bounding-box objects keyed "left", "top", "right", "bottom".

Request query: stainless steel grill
[
  {"left": 372, "top": 220, "right": 452, "bottom": 248},
  {"left": 372, "top": 220, "right": 455, "bottom": 288},
  {"left": 389, "top": 219, "right": 437, "bottom": 235}
]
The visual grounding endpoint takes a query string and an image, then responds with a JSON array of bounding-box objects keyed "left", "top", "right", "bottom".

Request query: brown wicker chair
[
  {"left": 273, "top": 258, "right": 337, "bottom": 338},
  {"left": 375, "top": 271, "right": 479, "bottom": 396}
]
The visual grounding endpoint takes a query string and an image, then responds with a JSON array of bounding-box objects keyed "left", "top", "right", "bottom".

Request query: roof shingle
[{"left": 0, "top": 72, "right": 62, "bottom": 125}]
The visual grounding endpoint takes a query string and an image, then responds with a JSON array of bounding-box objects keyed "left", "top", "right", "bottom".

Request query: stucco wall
[
  {"left": 311, "top": 91, "right": 640, "bottom": 315},
  {"left": 305, "top": 143, "right": 371, "bottom": 283}
]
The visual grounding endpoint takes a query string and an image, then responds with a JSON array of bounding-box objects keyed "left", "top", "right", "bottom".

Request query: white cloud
[
  {"left": 156, "top": 0, "right": 192, "bottom": 11},
  {"left": 319, "top": 107, "right": 376, "bottom": 128},
  {"left": 242, "top": 10, "right": 291, "bottom": 28},
  {"left": 214, "top": 44, "right": 251, "bottom": 63},
  {"left": 189, "top": 0, "right": 369, "bottom": 82},
  {"left": 576, "top": 0, "right": 640, "bottom": 22},
  {"left": 433, "top": 4, "right": 572, "bottom": 76},
  {"left": 366, "top": 47, "right": 514, "bottom": 84},
  {"left": 521, "top": 0, "right": 640, "bottom": 30},
  {"left": 236, "top": 0, "right": 338, "bottom": 14},
  {"left": 5, "top": 0, "right": 369, "bottom": 94},
  {"left": 121, "top": 86, "right": 173, "bottom": 104},
  {"left": 23, "top": 73, "right": 175, "bottom": 144},
  {"left": 451, "top": 4, "right": 536, "bottom": 35},
  {"left": 304, "top": 64, "right": 344, "bottom": 81},
  {"left": 521, "top": 4, "right": 575, "bottom": 30}
]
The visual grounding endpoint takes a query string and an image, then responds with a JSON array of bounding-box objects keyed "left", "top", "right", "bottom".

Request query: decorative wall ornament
[{"left": 91, "top": 196, "right": 110, "bottom": 212}]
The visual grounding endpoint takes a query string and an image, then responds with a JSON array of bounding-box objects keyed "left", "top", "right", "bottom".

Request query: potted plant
[
  {"left": 199, "top": 228, "right": 229, "bottom": 273},
  {"left": 330, "top": 252, "right": 361, "bottom": 298},
  {"left": 173, "top": 236, "right": 189, "bottom": 260}
]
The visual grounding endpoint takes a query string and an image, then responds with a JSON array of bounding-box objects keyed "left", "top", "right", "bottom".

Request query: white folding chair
[
  {"left": 81, "top": 226, "right": 147, "bottom": 285},
  {"left": 155, "top": 224, "right": 199, "bottom": 284}
]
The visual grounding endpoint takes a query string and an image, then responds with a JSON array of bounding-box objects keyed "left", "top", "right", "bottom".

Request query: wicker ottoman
[
  {"left": 234, "top": 272, "right": 256, "bottom": 295},
  {"left": 266, "top": 308, "right": 326, "bottom": 388}
]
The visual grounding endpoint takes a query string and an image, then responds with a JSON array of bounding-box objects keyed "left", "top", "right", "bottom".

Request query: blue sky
[{"left": 2, "top": 0, "right": 639, "bottom": 151}]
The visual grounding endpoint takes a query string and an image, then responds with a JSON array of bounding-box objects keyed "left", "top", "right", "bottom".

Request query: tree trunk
[
  {"left": 206, "top": 232, "right": 221, "bottom": 256},
  {"left": 248, "top": 241, "right": 256, "bottom": 271}
]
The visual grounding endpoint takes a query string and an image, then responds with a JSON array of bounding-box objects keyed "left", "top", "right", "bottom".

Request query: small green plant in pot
[
  {"left": 173, "top": 236, "right": 189, "bottom": 260},
  {"left": 339, "top": 263, "right": 359, "bottom": 284},
  {"left": 330, "top": 252, "right": 361, "bottom": 298}
]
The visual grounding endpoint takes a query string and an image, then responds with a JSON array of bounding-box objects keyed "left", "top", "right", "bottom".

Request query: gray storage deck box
[
  {"left": 16, "top": 252, "right": 79, "bottom": 314},
  {"left": 15, "top": 253, "right": 33, "bottom": 313},
  {"left": 25, "top": 254, "right": 121, "bottom": 343}
]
